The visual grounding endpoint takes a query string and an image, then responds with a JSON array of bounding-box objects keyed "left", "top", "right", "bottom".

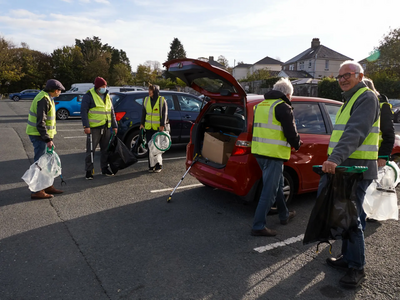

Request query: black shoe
[
  {"left": 326, "top": 255, "right": 348, "bottom": 271},
  {"left": 86, "top": 170, "right": 94, "bottom": 180},
  {"left": 102, "top": 168, "right": 114, "bottom": 176},
  {"left": 154, "top": 164, "right": 162, "bottom": 173},
  {"left": 280, "top": 211, "right": 296, "bottom": 225},
  {"left": 339, "top": 268, "right": 365, "bottom": 288},
  {"left": 251, "top": 227, "right": 277, "bottom": 237},
  {"left": 148, "top": 167, "right": 154, "bottom": 173}
]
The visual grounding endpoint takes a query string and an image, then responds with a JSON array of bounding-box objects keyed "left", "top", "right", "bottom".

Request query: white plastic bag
[
  {"left": 22, "top": 150, "right": 62, "bottom": 192},
  {"left": 363, "top": 161, "right": 399, "bottom": 221},
  {"left": 147, "top": 132, "right": 171, "bottom": 168}
]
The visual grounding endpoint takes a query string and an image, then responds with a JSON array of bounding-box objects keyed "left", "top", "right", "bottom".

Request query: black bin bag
[
  {"left": 107, "top": 135, "right": 138, "bottom": 175},
  {"left": 303, "top": 166, "right": 366, "bottom": 248}
]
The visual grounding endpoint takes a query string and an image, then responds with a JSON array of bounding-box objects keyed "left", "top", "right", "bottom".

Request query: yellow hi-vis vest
[
  {"left": 26, "top": 91, "right": 56, "bottom": 138},
  {"left": 88, "top": 88, "right": 112, "bottom": 128},
  {"left": 328, "top": 87, "right": 379, "bottom": 160},
  {"left": 144, "top": 96, "right": 164, "bottom": 130},
  {"left": 378, "top": 101, "right": 393, "bottom": 147},
  {"left": 251, "top": 99, "right": 291, "bottom": 160}
]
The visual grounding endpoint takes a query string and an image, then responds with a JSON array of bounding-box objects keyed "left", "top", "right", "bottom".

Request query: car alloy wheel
[
  {"left": 56, "top": 108, "right": 69, "bottom": 120},
  {"left": 126, "top": 129, "right": 148, "bottom": 159},
  {"left": 12, "top": 96, "right": 20, "bottom": 101}
]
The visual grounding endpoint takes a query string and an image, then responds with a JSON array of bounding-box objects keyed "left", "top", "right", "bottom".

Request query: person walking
[
  {"left": 26, "top": 79, "right": 65, "bottom": 199},
  {"left": 139, "top": 84, "right": 168, "bottom": 173},
  {"left": 250, "top": 77, "right": 301, "bottom": 237},
  {"left": 81, "top": 77, "right": 118, "bottom": 180},
  {"left": 361, "top": 77, "right": 395, "bottom": 227},
  {"left": 321, "top": 61, "right": 380, "bottom": 288}
]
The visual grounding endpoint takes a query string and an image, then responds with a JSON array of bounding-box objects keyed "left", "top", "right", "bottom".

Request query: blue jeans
[
  {"left": 317, "top": 174, "right": 372, "bottom": 270},
  {"left": 29, "top": 136, "right": 46, "bottom": 162},
  {"left": 252, "top": 157, "right": 289, "bottom": 230}
]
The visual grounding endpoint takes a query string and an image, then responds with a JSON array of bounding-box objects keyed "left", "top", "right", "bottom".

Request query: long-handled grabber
[
  {"left": 87, "top": 133, "right": 94, "bottom": 175},
  {"left": 167, "top": 153, "right": 200, "bottom": 203}
]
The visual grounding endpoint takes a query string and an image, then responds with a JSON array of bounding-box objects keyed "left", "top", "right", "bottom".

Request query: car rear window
[
  {"left": 193, "top": 78, "right": 237, "bottom": 94},
  {"left": 292, "top": 102, "right": 326, "bottom": 134}
]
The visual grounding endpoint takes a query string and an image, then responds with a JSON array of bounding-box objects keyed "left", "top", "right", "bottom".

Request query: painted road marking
[
  {"left": 151, "top": 183, "right": 203, "bottom": 193},
  {"left": 254, "top": 234, "right": 305, "bottom": 253},
  {"left": 64, "top": 136, "right": 86, "bottom": 138}
]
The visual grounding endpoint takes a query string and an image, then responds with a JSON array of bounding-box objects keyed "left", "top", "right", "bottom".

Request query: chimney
[
  {"left": 311, "top": 38, "right": 320, "bottom": 48},
  {"left": 209, "top": 56, "right": 214, "bottom": 61}
]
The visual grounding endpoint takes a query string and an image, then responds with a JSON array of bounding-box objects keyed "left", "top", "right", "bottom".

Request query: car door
[
  {"left": 161, "top": 93, "right": 181, "bottom": 142},
  {"left": 175, "top": 94, "right": 203, "bottom": 141},
  {"left": 288, "top": 101, "right": 332, "bottom": 191},
  {"left": 70, "top": 94, "right": 83, "bottom": 116}
]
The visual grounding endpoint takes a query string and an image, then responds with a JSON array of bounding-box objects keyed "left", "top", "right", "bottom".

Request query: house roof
[
  {"left": 279, "top": 70, "right": 313, "bottom": 78},
  {"left": 291, "top": 78, "right": 321, "bottom": 85},
  {"left": 254, "top": 56, "right": 283, "bottom": 65},
  {"left": 233, "top": 63, "right": 252, "bottom": 69},
  {"left": 208, "top": 60, "right": 225, "bottom": 68},
  {"left": 284, "top": 45, "right": 352, "bottom": 64}
]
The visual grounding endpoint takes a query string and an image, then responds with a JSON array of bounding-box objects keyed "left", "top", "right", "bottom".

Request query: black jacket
[
  {"left": 253, "top": 90, "right": 301, "bottom": 160},
  {"left": 33, "top": 96, "right": 53, "bottom": 142},
  {"left": 378, "top": 94, "right": 395, "bottom": 158},
  {"left": 81, "top": 90, "right": 117, "bottom": 129}
]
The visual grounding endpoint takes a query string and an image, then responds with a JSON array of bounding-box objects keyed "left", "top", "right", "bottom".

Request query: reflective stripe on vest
[
  {"left": 88, "top": 88, "right": 112, "bottom": 128},
  {"left": 251, "top": 99, "right": 291, "bottom": 160},
  {"left": 144, "top": 96, "right": 164, "bottom": 130},
  {"left": 328, "top": 87, "right": 379, "bottom": 160},
  {"left": 26, "top": 90, "right": 57, "bottom": 138}
]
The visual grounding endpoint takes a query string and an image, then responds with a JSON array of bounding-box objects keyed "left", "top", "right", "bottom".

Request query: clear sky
[{"left": 1, "top": 0, "right": 400, "bottom": 71}]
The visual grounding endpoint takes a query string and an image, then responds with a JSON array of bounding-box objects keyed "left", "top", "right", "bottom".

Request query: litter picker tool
[
  {"left": 167, "top": 153, "right": 200, "bottom": 203},
  {"left": 87, "top": 132, "right": 94, "bottom": 175}
]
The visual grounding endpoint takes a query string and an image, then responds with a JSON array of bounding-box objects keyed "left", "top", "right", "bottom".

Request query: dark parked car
[
  {"left": 110, "top": 91, "right": 205, "bottom": 157},
  {"left": 390, "top": 101, "right": 400, "bottom": 123},
  {"left": 9, "top": 89, "right": 40, "bottom": 101},
  {"left": 54, "top": 93, "right": 85, "bottom": 120}
]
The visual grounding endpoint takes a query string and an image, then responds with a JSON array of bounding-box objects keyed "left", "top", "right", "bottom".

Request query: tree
[
  {"left": 366, "top": 28, "right": 400, "bottom": 79},
  {"left": 217, "top": 55, "right": 229, "bottom": 67},
  {"left": 166, "top": 38, "right": 186, "bottom": 81},
  {"left": 245, "top": 68, "right": 271, "bottom": 81},
  {"left": 0, "top": 37, "right": 23, "bottom": 93},
  {"left": 317, "top": 77, "right": 342, "bottom": 101}
]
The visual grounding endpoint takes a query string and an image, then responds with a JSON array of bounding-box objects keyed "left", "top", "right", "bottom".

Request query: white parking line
[
  {"left": 151, "top": 183, "right": 203, "bottom": 193},
  {"left": 254, "top": 234, "right": 305, "bottom": 253},
  {"left": 64, "top": 136, "right": 86, "bottom": 138},
  {"left": 137, "top": 156, "right": 186, "bottom": 163},
  {"left": 57, "top": 129, "right": 82, "bottom": 132}
]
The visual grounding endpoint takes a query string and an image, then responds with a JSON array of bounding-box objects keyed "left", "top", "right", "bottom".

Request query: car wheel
[
  {"left": 269, "top": 171, "right": 294, "bottom": 213},
  {"left": 56, "top": 108, "right": 69, "bottom": 120},
  {"left": 125, "top": 129, "right": 147, "bottom": 159},
  {"left": 12, "top": 96, "right": 20, "bottom": 101}
]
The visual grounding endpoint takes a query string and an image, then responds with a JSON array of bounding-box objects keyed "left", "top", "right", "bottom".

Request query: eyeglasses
[{"left": 336, "top": 72, "right": 359, "bottom": 81}]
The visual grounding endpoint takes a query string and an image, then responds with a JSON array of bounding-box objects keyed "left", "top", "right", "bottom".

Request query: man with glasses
[
  {"left": 319, "top": 61, "right": 380, "bottom": 288},
  {"left": 26, "top": 79, "right": 65, "bottom": 199}
]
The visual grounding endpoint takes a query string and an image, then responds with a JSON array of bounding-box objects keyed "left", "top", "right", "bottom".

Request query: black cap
[{"left": 45, "top": 79, "right": 65, "bottom": 91}]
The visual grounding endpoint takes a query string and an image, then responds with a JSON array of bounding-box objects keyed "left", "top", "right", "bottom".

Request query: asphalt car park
[{"left": 1, "top": 94, "right": 399, "bottom": 299}]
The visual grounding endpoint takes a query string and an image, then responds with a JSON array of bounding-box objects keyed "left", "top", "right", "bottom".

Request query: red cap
[{"left": 94, "top": 77, "right": 107, "bottom": 89}]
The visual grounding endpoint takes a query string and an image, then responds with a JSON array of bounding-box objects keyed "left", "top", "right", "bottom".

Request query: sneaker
[
  {"left": 339, "top": 268, "right": 366, "bottom": 288},
  {"left": 86, "top": 170, "right": 94, "bottom": 180},
  {"left": 326, "top": 255, "right": 348, "bottom": 271},
  {"left": 154, "top": 164, "right": 162, "bottom": 173},
  {"left": 251, "top": 227, "right": 277, "bottom": 237},
  {"left": 102, "top": 168, "right": 114, "bottom": 176},
  {"left": 280, "top": 210, "right": 296, "bottom": 225}
]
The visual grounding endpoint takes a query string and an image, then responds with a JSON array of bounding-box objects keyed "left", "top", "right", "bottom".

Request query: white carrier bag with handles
[
  {"left": 22, "top": 147, "right": 62, "bottom": 192},
  {"left": 147, "top": 131, "right": 171, "bottom": 168},
  {"left": 363, "top": 160, "right": 399, "bottom": 221}
]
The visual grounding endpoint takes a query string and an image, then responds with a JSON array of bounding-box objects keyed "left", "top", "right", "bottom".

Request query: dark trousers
[{"left": 85, "top": 126, "right": 111, "bottom": 171}]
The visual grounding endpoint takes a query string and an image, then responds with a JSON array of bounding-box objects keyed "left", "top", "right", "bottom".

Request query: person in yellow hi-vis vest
[
  {"left": 26, "top": 79, "right": 65, "bottom": 199},
  {"left": 321, "top": 61, "right": 380, "bottom": 289},
  {"left": 250, "top": 78, "right": 301, "bottom": 237},
  {"left": 139, "top": 84, "right": 168, "bottom": 173},
  {"left": 81, "top": 77, "right": 118, "bottom": 180}
]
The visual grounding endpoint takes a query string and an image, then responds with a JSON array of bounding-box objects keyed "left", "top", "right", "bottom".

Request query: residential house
[
  {"left": 281, "top": 38, "right": 352, "bottom": 79},
  {"left": 232, "top": 56, "right": 283, "bottom": 80},
  {"left": 207, "top": 56, "right": 226, "bottom": 69}
]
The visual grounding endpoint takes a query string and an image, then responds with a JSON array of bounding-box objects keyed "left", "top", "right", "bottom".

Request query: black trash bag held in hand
[
  {"left": 107, "top": 134, "right": 138, "bottom": 174},
  {"left": 303, "top": 170, "right": 362, "bottom": 248}
]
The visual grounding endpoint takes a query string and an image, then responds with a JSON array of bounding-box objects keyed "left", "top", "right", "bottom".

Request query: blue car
[
  {"left": 9, "top": 89, "right": 40, "bottom": 101},
  {"left": 54, "top": 93, "right": 85, "bottom": 120}
]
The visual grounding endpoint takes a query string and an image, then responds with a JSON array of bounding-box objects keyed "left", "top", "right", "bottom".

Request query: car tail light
[
  {"left": 115, "top": 112, "right": 126, "bottom": 121},
  {"left": 54, "top": 102, "right": 59, "bottom": 105},
  {"left": 231, "top": 140, "right": 252, "bottom": 156}
]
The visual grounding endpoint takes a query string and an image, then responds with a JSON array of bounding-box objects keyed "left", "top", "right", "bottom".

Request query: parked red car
[{"left": 164, "top": 59, "right": 400, "bottom": 203}]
